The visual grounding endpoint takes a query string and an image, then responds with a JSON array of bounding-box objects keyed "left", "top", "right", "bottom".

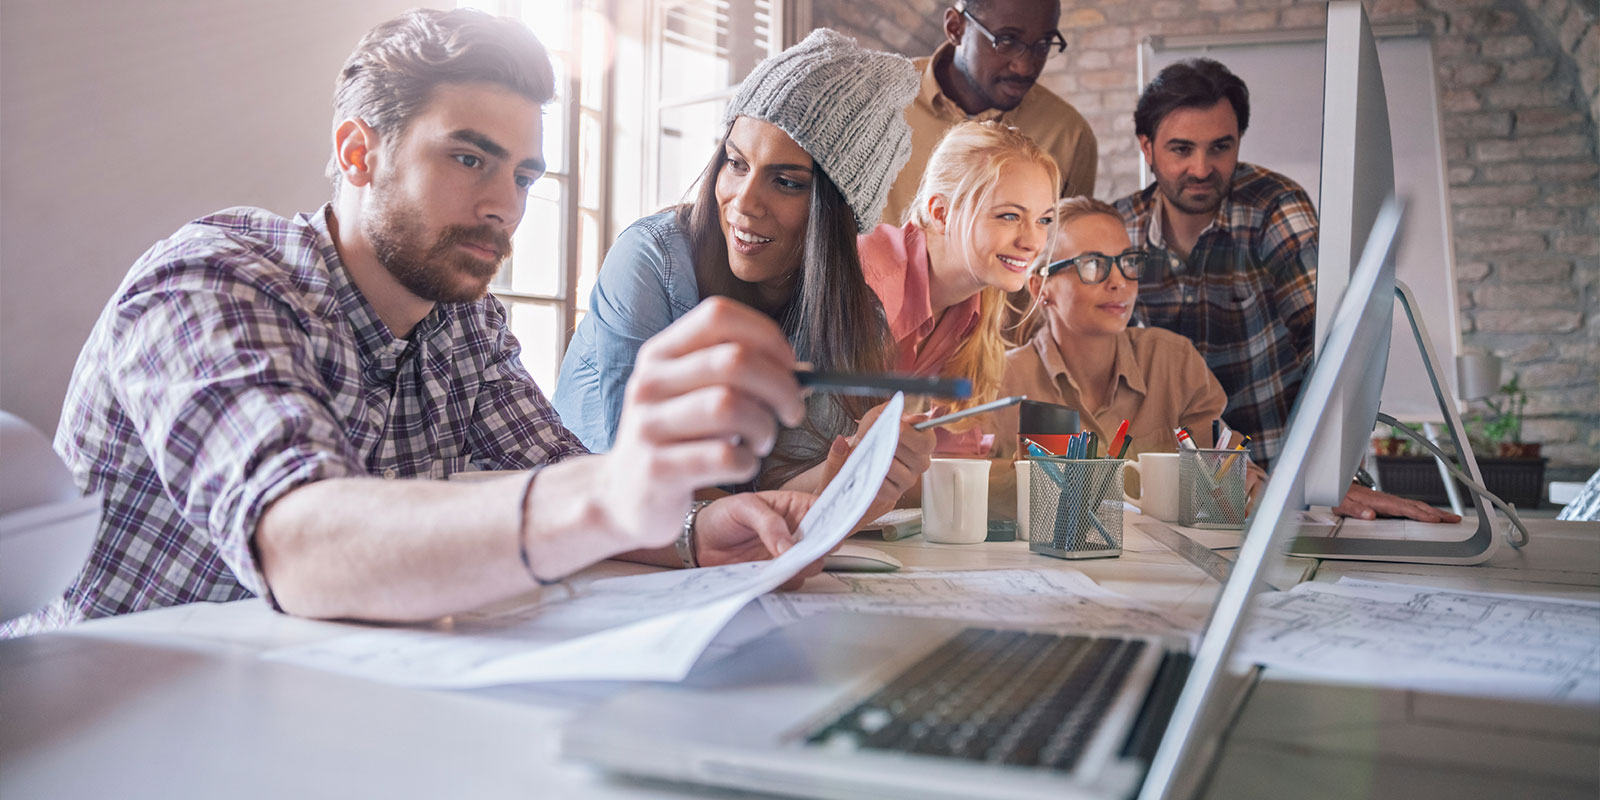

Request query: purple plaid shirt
[
  {"left": 6, "top": 205, "right": 587, "bottom": 636},
  {"left": 1115, "top": 163, "right": 1318, "bottom": 470}
]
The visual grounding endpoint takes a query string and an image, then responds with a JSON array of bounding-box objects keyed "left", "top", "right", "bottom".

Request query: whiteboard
[{"left": 1142, "top": 32, "right": 1461, "bottom": 421}]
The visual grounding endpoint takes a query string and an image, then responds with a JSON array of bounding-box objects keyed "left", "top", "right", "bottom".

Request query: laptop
[{"left": 562, "top": 204, "right": 1409, "bottom": 800}]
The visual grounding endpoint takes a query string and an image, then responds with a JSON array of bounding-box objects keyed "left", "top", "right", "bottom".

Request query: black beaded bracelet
[{"left": 515, "top": 466, "right": 564, "bottom": 586}]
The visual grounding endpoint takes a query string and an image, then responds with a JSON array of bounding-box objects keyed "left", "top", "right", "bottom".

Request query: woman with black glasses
[
  {"left": 991, "top": 197, "right": 1459, "bottom": 525},
  {"left": 993, "top": 196, "right": 1239, "bottom": 471}
]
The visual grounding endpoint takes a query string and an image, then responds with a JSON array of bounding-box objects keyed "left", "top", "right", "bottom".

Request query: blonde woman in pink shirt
[{"left": 855, "top": 120, "right": 1060, "bottom": 456}]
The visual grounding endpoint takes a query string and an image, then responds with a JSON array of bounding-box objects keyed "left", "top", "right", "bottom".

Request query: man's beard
[
  {"left": 1155, "top": 168, "right": 1231, "bottom": 216},
  {"left": 366, "top": 194, "right": 512, "bottom": 304}
]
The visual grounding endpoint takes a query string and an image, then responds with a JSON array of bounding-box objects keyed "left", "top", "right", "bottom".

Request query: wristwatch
[{"left": 676, "top": 500, "right": 712, "bottom": 569}]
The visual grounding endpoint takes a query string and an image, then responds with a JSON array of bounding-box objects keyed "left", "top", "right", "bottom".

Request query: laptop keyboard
[{"left": 806, "top": 628, "right": 1145, "bottom": 772}]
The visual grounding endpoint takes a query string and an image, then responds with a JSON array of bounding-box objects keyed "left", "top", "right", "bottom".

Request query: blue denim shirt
[{"left": 554, "top": 211, "right": 699, "bottom": 452}]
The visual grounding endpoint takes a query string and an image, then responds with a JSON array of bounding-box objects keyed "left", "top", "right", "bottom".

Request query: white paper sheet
[
  {"left": 264, "top": 394, "right": 906, "bottom": 687},
  {"left": 758, "top": 567, "right": 1198, "bottom": 636},
  {"left": 1237, "top": 578, "right": 1600, "bottom": 703}
]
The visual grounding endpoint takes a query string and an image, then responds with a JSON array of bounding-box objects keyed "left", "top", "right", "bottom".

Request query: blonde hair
[
  {"left": 1014, "top": 196, "right": 1125, "bottom": 342},
  {"left": 904, "top": 121, "right": 1060, "bottom": 410}
]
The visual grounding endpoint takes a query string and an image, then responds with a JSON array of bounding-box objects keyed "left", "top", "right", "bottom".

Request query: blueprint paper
[
  {"left": 263, "top": 394, "right": 905, "bottom": 687},
  {"left": 759, "top": 567, "right": 1198, "bottom": 637},
  {"left": 1237, "top": 578, "right": 1600, "bottom": 703}
]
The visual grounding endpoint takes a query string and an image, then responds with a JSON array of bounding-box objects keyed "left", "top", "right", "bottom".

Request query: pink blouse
[{"left": 858, "top": 222, "right": 991, "bottom": 456}]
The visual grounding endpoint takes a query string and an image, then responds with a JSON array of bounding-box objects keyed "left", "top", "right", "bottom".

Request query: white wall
[{"left": 0, "top": 0, "right": 432, "bottom": 434}]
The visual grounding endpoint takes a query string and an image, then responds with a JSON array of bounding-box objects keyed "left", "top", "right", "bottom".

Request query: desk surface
[{"left": 3, "top": 517, "right": 1597, "bottom": 800}]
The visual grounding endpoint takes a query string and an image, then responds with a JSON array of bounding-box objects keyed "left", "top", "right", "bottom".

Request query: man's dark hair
[
  {"left": 1133, "top": 58, "right": 1250, "bottom": 140},
  {"left": 326, "top": 8, "right": 555, "bottom": 183}
]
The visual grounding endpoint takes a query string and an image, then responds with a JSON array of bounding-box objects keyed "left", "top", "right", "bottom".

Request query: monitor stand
[{"left": 1288, "top": 279, "right": 1501, "bottom": 565}]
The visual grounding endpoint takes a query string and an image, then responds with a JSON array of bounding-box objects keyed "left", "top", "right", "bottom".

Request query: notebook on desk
[{"left": 561, "top": 204, "right": 1410, "bottom": 800}]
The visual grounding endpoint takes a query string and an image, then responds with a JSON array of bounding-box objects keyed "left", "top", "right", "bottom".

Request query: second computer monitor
[{"left": 1303, "top": 0, "right": 1396, "bottom": 508}]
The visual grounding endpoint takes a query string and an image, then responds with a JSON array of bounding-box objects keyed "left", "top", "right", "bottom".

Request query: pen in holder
[
  {"left": 1178, "top": 448, "right": 1250, "bottom": 529},
  {"left": 1025, "top": 456, "right": 1124, "bottom": 560}
]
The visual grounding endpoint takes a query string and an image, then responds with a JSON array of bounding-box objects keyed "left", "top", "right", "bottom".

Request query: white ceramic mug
[
  {"left": 922, "top": 458, "right": 991, "bottom": 544},
  {"left": 1123, "top": 452, "right": 1181, "bottom": 522},
  {"left": 1015, "top": 461, "right": 1032, "bottom": 543}
]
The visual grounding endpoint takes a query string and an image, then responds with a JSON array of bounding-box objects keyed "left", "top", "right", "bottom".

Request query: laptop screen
[{"left": 1136, "top": 199, "right": 1404, "bottom": 800}]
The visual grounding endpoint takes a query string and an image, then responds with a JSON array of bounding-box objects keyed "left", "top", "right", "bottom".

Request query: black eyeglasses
[
  {"left": 957, "top": 6, "right": 1068, "bottom": 61},
  {"left": 1040, "top": 249, "right": 1152, "bottom": 284}
]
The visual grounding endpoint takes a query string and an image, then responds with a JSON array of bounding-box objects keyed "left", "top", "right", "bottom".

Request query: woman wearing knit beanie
[
  {"left": 554, "top": 29, "right": 935, "bottom": 519},
  {"left": 854, "top": 120, "right": 1061, "bottom": 457}
]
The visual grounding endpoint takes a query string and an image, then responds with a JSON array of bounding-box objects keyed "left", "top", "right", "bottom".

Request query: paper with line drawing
[
  {"left": 1236, "top": 578, "right": 1600, "bottom": 702},
  {"left": 263, "top": 394, "right": 905, "bottom": 687},
  {"left": 760, "top": 567, "right": 1198, "bottom": 636}
]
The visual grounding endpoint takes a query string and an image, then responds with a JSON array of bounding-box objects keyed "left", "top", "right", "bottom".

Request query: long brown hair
[{"left": 677, "top": 132, "right": 890, "bottom": 486}]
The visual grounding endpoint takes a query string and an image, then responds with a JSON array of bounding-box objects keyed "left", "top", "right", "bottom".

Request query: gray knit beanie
[{"left": 723, "top": 29, "right": 919, "bottom": 232}]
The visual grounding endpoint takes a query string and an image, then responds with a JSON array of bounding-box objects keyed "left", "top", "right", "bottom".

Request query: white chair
[{"left": 0, "top": 411, "right": 100, "bottom": 621}]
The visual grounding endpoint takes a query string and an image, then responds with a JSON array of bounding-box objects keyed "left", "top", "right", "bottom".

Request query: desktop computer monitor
[
  {"left": 1303, "top": 0, "right": 1394, "bottom": 507},
  {"left": 1288, "top": 1, "right": 1506, "bottom": 565}
]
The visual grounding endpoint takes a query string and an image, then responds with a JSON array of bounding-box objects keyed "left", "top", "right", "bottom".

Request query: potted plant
[
  {"left": 1372, "top": 377, "right": 1546, "bottom": 508},
  {"left": 1371, "top": 421, "right": 1425, "bottom": 457},
  {"left": 1470, "top": 374, "right": 1540, "bottom": 459}
]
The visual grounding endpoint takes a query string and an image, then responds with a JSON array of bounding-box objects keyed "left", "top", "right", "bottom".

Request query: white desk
[{"left": 3, "top": 518, "right": 1596, "bottom": 799}]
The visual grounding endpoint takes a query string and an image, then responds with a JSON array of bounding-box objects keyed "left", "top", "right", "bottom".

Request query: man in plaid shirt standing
[
  {"left": 11, "top": 8, "right": 823, "bottom": 637},
  {"left": 1115, "top": 58, "right": 1457, "bottom": 522}
]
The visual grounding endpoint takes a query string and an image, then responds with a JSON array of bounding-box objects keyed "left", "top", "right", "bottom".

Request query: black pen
[{"left": 796, "top": 369, "right": 972, "bottom": 399}]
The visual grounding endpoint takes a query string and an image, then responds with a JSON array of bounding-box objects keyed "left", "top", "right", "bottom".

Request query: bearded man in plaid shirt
[
  {"left": 9, "top": 8, "right": 823, "bottom": 636},
  {"left": 1115, "top": 58, "right": 1458, "bottom": 523}
]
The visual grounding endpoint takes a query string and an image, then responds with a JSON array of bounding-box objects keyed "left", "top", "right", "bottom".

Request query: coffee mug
[
  {"left": 922, "top": 458, "right": 991, "bottom": 544},
  {"left": 1123, "top": 452, "right": 1180, "bottom": 522}
]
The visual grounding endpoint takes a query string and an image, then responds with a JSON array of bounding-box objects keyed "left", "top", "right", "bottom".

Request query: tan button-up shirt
[
  {"left": 988, "top": 325, "right": 1251, "bottom": 516},
  {"left": 995, "top": 326, "right": 1228, "bottom": 461},
  {"left": 882, "top": 43, "right": 1099, "bottom": 225}
]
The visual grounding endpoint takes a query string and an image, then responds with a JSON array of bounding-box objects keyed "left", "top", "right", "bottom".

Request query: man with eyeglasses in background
[{"left": 879, "top": 0, "right": 1098, "bottom": 225}]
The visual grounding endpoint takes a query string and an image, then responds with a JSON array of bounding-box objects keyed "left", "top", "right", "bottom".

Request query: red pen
[{"left": 1108, "top": 419, "right": 1130, "bottom": 458}]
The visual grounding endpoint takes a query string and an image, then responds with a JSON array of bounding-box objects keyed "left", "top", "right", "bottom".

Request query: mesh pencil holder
[
  {"left": 1025, "top": 458, "right": 1124, "bottom": 560},
  {"left": 1178, "top": 448, "right": 1250, "bottom": 529}
]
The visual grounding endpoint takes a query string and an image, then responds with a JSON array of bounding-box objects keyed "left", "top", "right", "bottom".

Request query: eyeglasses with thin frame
[
  {"left": 1040, "top": 249, "right": 1152, "bottom": 284},
  {"left": 957, "top": 6, "right": 1068, "bottom": 61}
]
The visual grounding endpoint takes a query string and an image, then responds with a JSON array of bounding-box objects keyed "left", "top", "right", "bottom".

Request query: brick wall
[{"left": 814, "top": 0, "right": 1599, "bottom": 482}]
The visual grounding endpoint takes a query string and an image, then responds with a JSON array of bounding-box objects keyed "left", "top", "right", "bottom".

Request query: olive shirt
[{"left": 879, "top": 43, "right": 1099, "bottom": 226}]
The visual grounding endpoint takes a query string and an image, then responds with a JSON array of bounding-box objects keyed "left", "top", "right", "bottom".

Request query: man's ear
[
  {"left": 1137, "top": 135, "right": 1154, "bottom": 167},
  {"left": 943, "top": 7, "right": 964, "bottom": 47},
  {"left": 334, "top": 118, "right": 381, "bottom": 187}
]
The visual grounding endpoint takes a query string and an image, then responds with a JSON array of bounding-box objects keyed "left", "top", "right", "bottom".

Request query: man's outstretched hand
[{"left": 1334, "top": 483, "right": 1462, "bottom": 523}]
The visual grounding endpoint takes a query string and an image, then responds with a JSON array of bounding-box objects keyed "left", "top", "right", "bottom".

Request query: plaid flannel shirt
[
  {"left": 6, "top": 205, "right": 587, "bottom": 636},
  {"left": 1115, "top": 163, "right": 1318, "bottom": 469}
]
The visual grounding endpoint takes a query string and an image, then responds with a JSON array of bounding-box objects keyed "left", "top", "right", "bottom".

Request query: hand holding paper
[{"left": 267, "top": 393, "right": 908, "bottom": 688}]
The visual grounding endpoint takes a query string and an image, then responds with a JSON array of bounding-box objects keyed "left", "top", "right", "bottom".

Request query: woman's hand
[{"left": 816, "top": 400, "right": 937, "bottom": 526}]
